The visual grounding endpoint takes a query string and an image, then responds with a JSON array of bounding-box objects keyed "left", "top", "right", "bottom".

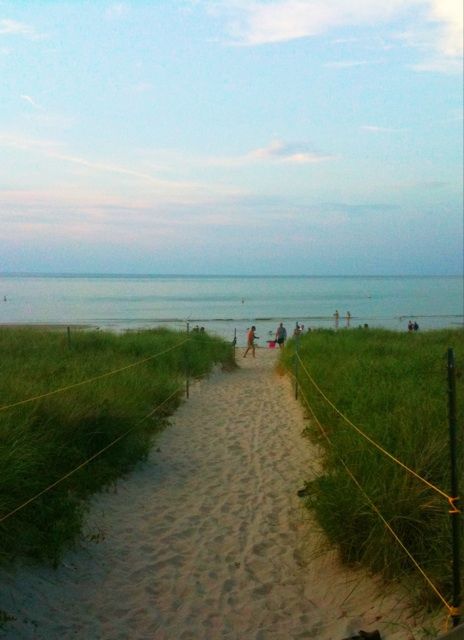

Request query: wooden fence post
[{"left": 448, "top": 347, "right": 461, "bottom": 627}]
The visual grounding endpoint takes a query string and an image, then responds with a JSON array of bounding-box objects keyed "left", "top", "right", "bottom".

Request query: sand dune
[{"left": 0, "top": 348, "right": 439, "bottom": 639}]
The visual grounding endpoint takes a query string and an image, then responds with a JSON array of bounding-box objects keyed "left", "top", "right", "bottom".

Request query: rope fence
[
  {"left": 0, "top": 325, "right": 460, "bottom": 630},
  {"left": 0, "top": 385, "right": 184, "bottom": 525},
  {"left": 295, "top": 353, "right": 453, "bottom": 505},
  {"left": 0, "top": 337, "right": 190, "bottom": 413},
  {"left": 291, "top": 344, "right": 461, "bottom": 628},
  {"left": 0, "top": 330, "right": 224, "bottom": 531},
  {"left": 295, "top": 378, "right": 458, "bottom": 624}
]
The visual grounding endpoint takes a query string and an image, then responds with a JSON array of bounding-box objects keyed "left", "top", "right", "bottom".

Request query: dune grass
[
  {"left": 281, "top": 327, "right": 464, "bottom": 608},
  {"left": 0, "top": 326, "right": 234, "bottom": 565}
]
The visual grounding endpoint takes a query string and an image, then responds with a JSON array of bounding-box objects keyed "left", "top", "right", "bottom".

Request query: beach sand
[{"left": 0, "top": 348, "right": 440, "bottom": 639}]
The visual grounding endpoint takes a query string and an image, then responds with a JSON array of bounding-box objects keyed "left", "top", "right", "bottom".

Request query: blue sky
[{"left": 0, "top": 0, "right": 462, "bottom": 275}]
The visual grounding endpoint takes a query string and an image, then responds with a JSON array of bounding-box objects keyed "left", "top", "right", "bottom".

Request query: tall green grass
[
  {"left": 281, "top": 328, "right": 464, "bottom": 606},
  {"left": 0, "top": 327, "right": 234, "bottom": 565}
]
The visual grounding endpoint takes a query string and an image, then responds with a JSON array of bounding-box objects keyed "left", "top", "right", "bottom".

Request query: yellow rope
[
  {"left": 341, "top": 456, "right": 455, "bottom": 615},
  {"left": 297, "top": 382, "right": 457, "bottom": 617},
  {"left": 0, "top": 338, "right": 190, "bottom": 413},
  {"left": 448, "top": 496, "right": 461, "bottom": 514},
  {"left": 295, "top": 353, "right": 453, "bottom": 504},
  {"left": 0, "top": 385, "right": 183, "bottom": 524}
]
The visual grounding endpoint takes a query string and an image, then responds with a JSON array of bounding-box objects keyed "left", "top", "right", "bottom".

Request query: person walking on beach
[
  {"left": 243, "top": 326, "right": 259, "bottom": 358},
  {"left": 345, "top": 311, "right": 351, "bottom": 328},
  {"left": 275, "top": 322, "right": 287, "bottom": 348},
  {"left": 334, "top": 310, "right": 339, "bottom": 329}
]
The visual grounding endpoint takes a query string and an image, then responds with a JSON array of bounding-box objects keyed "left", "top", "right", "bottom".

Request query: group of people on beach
[
  {"left": 289, "top": 312, "right": 353, "bottom": 334},
  {"left": 243, "top": 322, "right": 288, "bottom": 358},
  {"left": 243, "top": 310, "right": 355, "bottom": 358},
  {"left": 192, "top": 325, "right": 205, "bottom": 333},
  {"left": 333, "top": 310, "right": 351, "bottom": 329}
]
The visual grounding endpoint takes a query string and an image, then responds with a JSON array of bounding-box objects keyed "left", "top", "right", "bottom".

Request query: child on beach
[{"left": 243, "top": 326, "right": 259, "bottom": 358}]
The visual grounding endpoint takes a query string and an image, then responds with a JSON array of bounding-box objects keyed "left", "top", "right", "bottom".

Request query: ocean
[{"left": 0, "top": 274, "right": 462, "bottom": 345}]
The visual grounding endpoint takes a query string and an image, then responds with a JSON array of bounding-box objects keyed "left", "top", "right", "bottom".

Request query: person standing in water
[{"left": 243, "top": 326, "right": 259, "bottom": 358}]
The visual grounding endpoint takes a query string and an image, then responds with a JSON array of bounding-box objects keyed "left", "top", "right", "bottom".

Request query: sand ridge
[{"left": 0, "top": 348, "right": 437, "bottom": 639}]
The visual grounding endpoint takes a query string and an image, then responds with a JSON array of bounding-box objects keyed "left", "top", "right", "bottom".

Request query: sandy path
[{"left": 0, "top": 349, "right": 437, "bottom": 639}]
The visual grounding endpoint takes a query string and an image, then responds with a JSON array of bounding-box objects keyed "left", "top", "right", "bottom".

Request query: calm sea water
[{"left": 0, "top": 274, "right": 462, "bottom": 345}]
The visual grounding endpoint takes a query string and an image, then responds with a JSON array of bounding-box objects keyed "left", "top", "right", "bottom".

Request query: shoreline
[
  {"left": 0, "top": 323, "right": 96, "bottom": 330},
  {"left": 0, "top": 321, "right": 462, "bottom": 350}
]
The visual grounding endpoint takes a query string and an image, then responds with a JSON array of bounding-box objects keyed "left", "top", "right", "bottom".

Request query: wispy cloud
[
  {"left": 248, "top": 140, "right": 334, "bottom": 164},
  {"left": 193, "top": 140, "right": 335, "bottom": 167},
  {"left": 427, "top": 0, "right": 463, "bottom": 57},
  {"left": 19, "top": 96, "right": 75, "bottom": 129},
  {"left": 394, "top": 0, "right": 463, "bottom": 73},
  {"left": 361, "top": 125, "right": 406, "bottom": 133},
  {"left": 212, "top": 0, "right": 462, "bottom": 72},
  {"left": 20, "top": 94, "right": 43, "bottom": 110},
  {"left": 324, "top": 59, "right": 384, "bottom": 68},
  {"left": 0, "top": 133, "right": 62, "bottom": 153},
  {"left": 0, "top": 133, "right": 245, "bottom": 203},
  {"left": 0, "top": 18, "right": 44, "bottom": 39},
  {"left": 214, "top": 0, "right": 417, "bottom": 45},
  {"left": 2, "top": 191, "right": 389, "bottom": 245},
  {"left": 331, "top": 35, "right": 394, "bottom": 50},
  {"left": 0, "top": 190, "right": 253, "bottom": 248},
  {"left": 139, "top": 140, "right": 336, "bottom": 171},
  {"left": 410, "top": 59, "right": 462, "bottom": 74}
]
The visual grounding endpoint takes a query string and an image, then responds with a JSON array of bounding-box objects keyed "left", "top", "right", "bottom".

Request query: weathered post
[
  {"left": 447, "top": 347, "right": 461, "bottom": 627},
  {"left": 186, "top": 322, "right": 190, "bottom": 399},
  {"left": 294, "top": 332, "right": 299, "bottom": 400}
]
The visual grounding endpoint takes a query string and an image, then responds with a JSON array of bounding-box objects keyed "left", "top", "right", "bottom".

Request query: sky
[{"left": 0, "top": 0, "right": 463, "bottom": 276}]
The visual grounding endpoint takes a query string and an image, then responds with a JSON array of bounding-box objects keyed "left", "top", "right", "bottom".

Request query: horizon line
[{"left": 1, "top": 271, "right": 462, "bottom": 279}]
